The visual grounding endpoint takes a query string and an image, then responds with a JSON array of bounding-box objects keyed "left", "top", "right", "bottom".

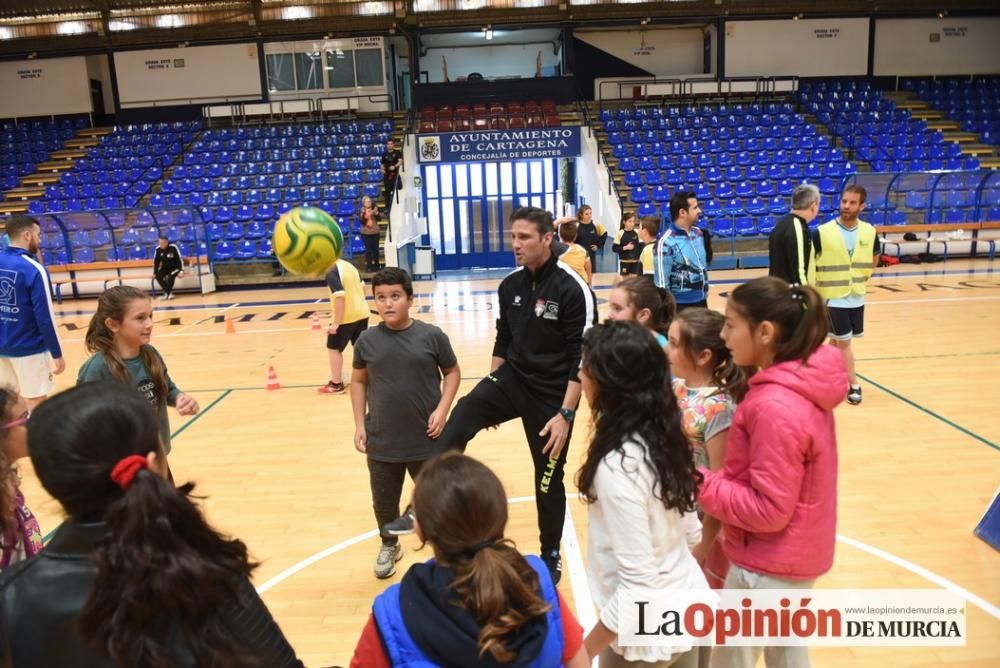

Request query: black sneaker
[
  {"left": 382, "top": 506, "right": 415, "bottom": 536},
  {"left": 847, "top": 385, "right": 862, "bottom": 405},
  {"left": 541, "top": 549, "right": 562, "bottom": 586}
]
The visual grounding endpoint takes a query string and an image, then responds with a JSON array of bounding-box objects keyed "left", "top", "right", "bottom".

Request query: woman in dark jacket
[{"left": 0, "top": 382, "right": 303, "bottom": 668}]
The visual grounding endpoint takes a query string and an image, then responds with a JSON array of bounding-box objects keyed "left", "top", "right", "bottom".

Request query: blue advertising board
[{"left": 416, "top": 127, "right": 582, "bottom": 163}]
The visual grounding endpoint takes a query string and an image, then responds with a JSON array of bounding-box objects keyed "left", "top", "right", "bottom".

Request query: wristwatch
[{"left": 558, "top": 407, "right": 575, "bottom": 423}]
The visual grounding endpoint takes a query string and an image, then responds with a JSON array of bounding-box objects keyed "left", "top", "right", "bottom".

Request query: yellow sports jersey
[
  {"left": 640, "top": 243, "right": 654, "bottom": 274},
  {"left": 326, "top": 259, "right": 370, "bottom": 324},
  {"left": 559, "top": 243, "right": 589, "bottom": 281}
]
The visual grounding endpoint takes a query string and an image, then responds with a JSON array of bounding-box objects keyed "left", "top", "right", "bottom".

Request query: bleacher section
[
  {"left": 799, "top": 80, "right": 980, "bottom": 173},
  {"left": 601, "top": 102, "right": 854, "bottom": 240},
  {"left": 418, "top": 100, "right": 563, "bottom": 131},
  {"left": 32, "top": 118, "right": 398, "bottom": 273},
  {"left": 0, "top": 118, "right": 87, "bottom": 191},
  {"left": 27, "top": 122, "right": 201, "bottom": 215},
  {"left": 905, "top": 79, "right": 1000, "bottom": 146}
]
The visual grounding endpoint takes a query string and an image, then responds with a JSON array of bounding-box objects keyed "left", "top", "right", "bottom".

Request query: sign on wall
[
  {"left": 0, "top": 57, "right": 92, "bottom": 118},
  {"left": 416, "top": 127, "right": 582, "bottom": 163}
]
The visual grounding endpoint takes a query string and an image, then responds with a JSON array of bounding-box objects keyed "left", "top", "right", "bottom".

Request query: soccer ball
[{"left": 272, "top": 207, "right": 344, "bottom": 276}]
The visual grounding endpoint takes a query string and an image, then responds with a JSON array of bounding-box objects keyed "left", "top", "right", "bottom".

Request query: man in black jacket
[
  {"left": 152, "top": 235, "right": 184, "bottom": 300},
  {"left": 383, "top": 207, "right": 596, "bottom": 585},
  {"left": 768, "top": 183, "right": 820, "bottom": 285}
]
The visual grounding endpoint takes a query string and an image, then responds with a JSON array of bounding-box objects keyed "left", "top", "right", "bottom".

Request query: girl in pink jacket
[{"left": 699, "top": 277, "right": 847, "bottom": 668}]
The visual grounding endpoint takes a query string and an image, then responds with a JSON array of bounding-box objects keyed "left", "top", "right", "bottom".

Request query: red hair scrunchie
[{"left": 110, "top": 455, "right": 149, "bottom": 491}]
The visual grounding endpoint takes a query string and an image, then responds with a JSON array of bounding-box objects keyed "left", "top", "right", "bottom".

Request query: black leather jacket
[{"left": 0, "top": 521, "right": 303, "bottom": 668}]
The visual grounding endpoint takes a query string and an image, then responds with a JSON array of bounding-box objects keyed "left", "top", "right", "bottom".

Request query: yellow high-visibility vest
[{"left": 811, "top": 219, "right": 876, "bottom": 300}]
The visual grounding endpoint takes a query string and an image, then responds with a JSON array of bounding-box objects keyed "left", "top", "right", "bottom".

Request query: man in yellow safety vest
[{"left": 810, "top": 184, "right": 881, "bottom": 405}]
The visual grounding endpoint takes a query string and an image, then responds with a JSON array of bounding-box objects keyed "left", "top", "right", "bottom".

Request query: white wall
[
  {"left": 576, "top": 127, "right": 622, "bottom": 273},
  {"left": 576, "top": 27, "right": 707, "bottom": 76},
  {"left": 874, "top": 18, "right": 1000, "bottom": 76},
  {"left": 85, "top": 54, "right": 115, "bottom": 115},
  {"left": 725, "top": 18, "right": 870, "bottom": 77},
  {"left": 423, "top": 43, "right": 560, "bottom": 82},
  {"left": 0, "top": 56, "right": 92, "bottom": 119},
  {"left": 114, "top": 43, "right": 262, "bottom": 108}
]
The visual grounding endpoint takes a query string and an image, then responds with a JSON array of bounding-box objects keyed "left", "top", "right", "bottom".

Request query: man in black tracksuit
[
  {"left": 439, "top": 207, "right": 595, "bottom": 584},
  {"left": 768, "top": 183, "right": 820, "bottom": 285},
  {"left": 152, "top": 235, "right": 184, "bottom": 300}
]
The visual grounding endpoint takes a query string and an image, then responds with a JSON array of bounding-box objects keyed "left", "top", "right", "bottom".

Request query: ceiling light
[
  {"left": 56, "top": 21, "right": 88, "bottom": 35},
  {"left": 282, "top": 6, "right": 311, "bottom": 21}
]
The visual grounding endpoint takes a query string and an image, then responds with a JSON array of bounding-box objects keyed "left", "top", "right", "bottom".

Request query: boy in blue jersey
[{"left": 0, "top": 216, "right": 65, "bottom": 409}]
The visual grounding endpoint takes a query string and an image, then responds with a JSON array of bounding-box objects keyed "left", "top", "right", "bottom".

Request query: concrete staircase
[
  {"left": 0, "top": 127, "right": 109, "bottom": 215},
  {"left": 887, "top": 91, "right": 999, "bottom": 169}
]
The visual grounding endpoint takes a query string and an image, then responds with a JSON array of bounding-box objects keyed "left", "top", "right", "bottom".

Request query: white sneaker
[
  {"left": 157, "top": 294, "right": 168, "bottom": 301},
  {"left": 374, "top": 542, "right": 403, "bottom": 579},
  {"left": 166, "top": 293, "right": 175, "bottom": 300}
]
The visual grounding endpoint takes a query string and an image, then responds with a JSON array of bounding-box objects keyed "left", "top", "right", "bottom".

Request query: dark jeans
[
  {"left": 437, "top": 365, "right": 571, "bottom": 554},
  {"left": 383, "top": 174, "right": 399, "bottom": 213},
  {"left": 154, "top": 271, "right": 178, "bottom": 295},
  {"left": 361, "top": 232, "right": 380, "bottom": 270},
  {"left": 367, "top": 458, "right": 426, "bottom": 546}
]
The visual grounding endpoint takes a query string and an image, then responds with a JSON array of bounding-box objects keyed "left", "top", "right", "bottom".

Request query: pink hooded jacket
[{"left": 697, "top": 344, "right": 847, "bottom": 581}]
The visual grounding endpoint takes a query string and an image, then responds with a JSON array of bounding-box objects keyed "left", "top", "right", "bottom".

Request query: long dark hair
[
  {"left": 0, "top": 387, "right": 19, "bottom": 539},
  {"left": 85, "top": 286, "right": 169, "bottom": 403},
  {"left": 413, "top": 452, "right": 552, "bottom": 663},
  {"left": 576, "top": 321, "right": 701, "bottom": 512},
  {"left": 728, "top": 277, "right": 828, "bottom": 365},
  {"left": 27, "top": 382, "right": 259, "bottom": 667},
  {"left": 673, "top": 308, "right": 750, "bottom": 402}
]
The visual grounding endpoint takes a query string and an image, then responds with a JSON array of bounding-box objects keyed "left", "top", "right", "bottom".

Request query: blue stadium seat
[
  {"left": 257, "top": 237, "right": 273, "bottom": 259},
  {"left": 757, "top": 217, "right": 777, "bottom": 235},
  {"left": 213, "top": 241, "right": 235, "bottom": 261},
  {"left": 127, "top": 244, "right": 147, "bottom": 260},
  {"left": 712, "top": 219, "right": 734, "bottom": 237},
  {"left": 234, "top": 240, "right": 256, "bottom": 260},
  {"left": 73, "top": 247, "right": 95, "bottom": 263}
]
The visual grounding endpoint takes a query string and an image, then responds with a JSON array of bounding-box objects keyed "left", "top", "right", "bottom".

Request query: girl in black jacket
[{"left": 0, "top": 382, "right": 302, "bottom": 668}]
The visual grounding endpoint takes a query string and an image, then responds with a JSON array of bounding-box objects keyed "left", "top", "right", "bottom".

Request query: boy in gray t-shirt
[{"left": 350, "top": 268, "right": 461, "bottom": 579}]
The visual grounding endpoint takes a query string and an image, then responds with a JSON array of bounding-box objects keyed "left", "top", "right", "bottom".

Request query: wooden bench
[
  {"left": 875, "top": 222, "right": 997, "bottom": 260},
  {"left": 47, "top": 257, "right": 209, "bottom": 302}
]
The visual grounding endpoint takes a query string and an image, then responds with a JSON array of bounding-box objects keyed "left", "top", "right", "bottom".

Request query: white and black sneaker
[
  {"left": 847, "top": 385, "right": 862, "bottom": 405},
  {"left": 382, "top": 506, "right": 415, "bottom": 536}
]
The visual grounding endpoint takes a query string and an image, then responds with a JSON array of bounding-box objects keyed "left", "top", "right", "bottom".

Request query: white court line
[
  {"left": 835, "top": 533, "right": 1000, "bottom": 621},
  {"left": 867, "top": 295, "right": 1000, "bottom": 306},
  {"left": 61, "top": 325, "right": 313, "bottom": 343},
  {"left": 253, "top": 506, "right": 1000, "bottom": 627},
  {"left": 563, "top": 501, "right": 597, "bottom": 630}
]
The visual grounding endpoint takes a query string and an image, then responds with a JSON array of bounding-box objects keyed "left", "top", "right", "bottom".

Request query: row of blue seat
[
  {"left": 159, "top": 171, "right": 381, "bottom": 194},
  {"left": 205, "top": 121, "right": 393, "bottom": 139},
  {"left": 195, "top": 134, "right": 391, "bottom": 150},
  {"left": 602, "top": 120, "right": 809, "bottom": 137},
  {"left": 151, "top": 184, "right": 379, "bottom": 205},
  {"left": 626, "top": 176, "right": 841, "bottom": 197},
  {"left": 599, "top": 103, "right": 795, "bottom": 121}
]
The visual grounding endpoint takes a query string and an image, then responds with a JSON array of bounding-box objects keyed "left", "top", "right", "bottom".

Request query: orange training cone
[
  {"left": 311, "top": 313, "right": 322, "bottom": 331},
  {"left": 225, "top": 314, "right": 236, "bottom": 334},
  {"left": 266, "top": 365, "right": 281, "bottom": 391}
]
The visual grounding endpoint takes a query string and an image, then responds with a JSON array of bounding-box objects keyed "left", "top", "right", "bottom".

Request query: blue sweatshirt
[{"left": 0, "top": 247, "right": 62, "bottom": 359}]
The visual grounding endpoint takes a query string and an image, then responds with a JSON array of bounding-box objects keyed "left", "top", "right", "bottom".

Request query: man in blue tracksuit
[
  {"left": 0, "top": 216, "right": 65, "bottom": 409},
  {"left": 654, "top": 190, "right": 713, "bottom": 311}
]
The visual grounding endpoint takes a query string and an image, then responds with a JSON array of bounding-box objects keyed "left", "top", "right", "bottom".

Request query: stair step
[
  {"left": 911, "top": 110, "right": 945, "bottom": 120},
  {"left": 76, "top": 127, "right": 113, "bottom": 138},
  {"left": 63, "top": 138, "right": 101, "bottom": 148},
  {"left": 978, "top": 157, "right": 1000, "bottom": 169},
  {"left": 20, "top": 173, "right": 61, "bottom": 186},
  {"left": 896, "top": 101, "right": 929, "bottom": 111},
  {"left": 35, "top": 161, "right": 75, "bottom": 172},
  {"left": 3, "top": 187, "right": 45, "bottom": 199},
  {"left": 0, "top": 202, "right": 29, "bottom": 214},
  {"left": 944, "top": 132, "right": 979, "bottom": 143},
  {"left": 961, "top": 144, "right": 998, "bottom": 156},
  {"left": 50, "top": 149, "right": 88, "bottom": 159}
]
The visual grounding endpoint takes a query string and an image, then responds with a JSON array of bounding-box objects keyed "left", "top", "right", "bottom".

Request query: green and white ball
[{"left": 272, "top": 206, "right": 344, "bottom": 276}]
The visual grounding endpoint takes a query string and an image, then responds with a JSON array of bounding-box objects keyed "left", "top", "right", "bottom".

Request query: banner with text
[{"left": 417, "top": 127, "right": 581, "bottom": 163}]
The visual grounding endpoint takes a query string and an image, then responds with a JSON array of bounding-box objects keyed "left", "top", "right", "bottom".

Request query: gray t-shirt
[{"left": 352, "top": 320, "right": 458, "bottom": 462}]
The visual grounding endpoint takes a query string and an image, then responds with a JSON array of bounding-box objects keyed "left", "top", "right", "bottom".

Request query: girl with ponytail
[
  {"left": 667, "top": 307, "right": 749, "bottom": 588},
  {"left": 700, "top": 277, "right": 846, "bottom": 668},
  {"left": 351, "top": 451, "right": 589, "bottom": 667},
  {"left": 0, "top": 382, "right": 302, "bottom": 667},
  {"left": 577, "top": 321, "right": 706, "bottom": 666},
  {"left": 606, "top": 275, "right": 676, "bottom": 352},
  {"left": 78, "top": 286, "right": 198, "bottom": 464}
]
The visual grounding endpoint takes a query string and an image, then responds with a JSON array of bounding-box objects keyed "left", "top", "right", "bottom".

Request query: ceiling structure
[{"left": 0, "top": 1, "right": 996, "bottom": 57}]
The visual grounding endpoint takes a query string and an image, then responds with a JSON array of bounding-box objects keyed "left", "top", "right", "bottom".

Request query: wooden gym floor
[{"left": 18, "top": 259, "right": 1000, "bottom": 667}]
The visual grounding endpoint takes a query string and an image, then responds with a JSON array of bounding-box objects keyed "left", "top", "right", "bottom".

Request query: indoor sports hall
[{"left": 1, "top": 1, "right": 999, "bottom": 666}]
